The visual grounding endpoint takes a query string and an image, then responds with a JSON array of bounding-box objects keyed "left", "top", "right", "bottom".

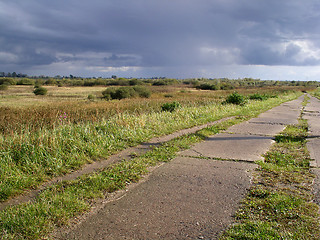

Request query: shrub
[
  {"left": 112, "top": 87, "right": 137, "bottom": 99},
  {"left": 129, "top": 79, "right": 143, "bottom": 86},
  {"left": 225, "top": 92, "right": 246, "bottom": 105},
  {"left": 87, "top": 94, "right": 95, "bottom": 100},
  {"left": 249, "top": 93, "right": 268, "bottom": 101},
  {"left": 196, "top": 83, "right": 220, "bottom": 90},
  {"left": 102, "top": 87, "right": 117, "bottom": 100},
  {"left": 33, "top": 86, "right": 48, "bottom": 95},
  {"left": 44, "top": 78, "right": 57, "bottom": 85},
  {"left": 17, "top": 78, "right": 35, "bottom": 85},
  {"left": 102, "top": 86, "right": 150, "bottom": 100},
  {"left": 0, "top": 78, "right": 16, "bottom": 85},
  {"left": 161, "top": 101, "right": 181, "bottom": 112},
  {"left": 133, "top": 86, "right": 151, "bottom": 98},
  {"left": 106, "top": 78, "right": 130, "bottom": 86},
  {"left": 0, "top": 84, "right": 9, "bottom": 91},
  {"left": 220, "top": 83, "right": 234, "bottom": 90},
  {"left": 152, "top": 79, "right": 178, "bottom": 86}
]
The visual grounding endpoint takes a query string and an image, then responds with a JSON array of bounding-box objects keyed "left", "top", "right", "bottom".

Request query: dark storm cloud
[{"left": 0, "top": 0, "right": 320, "bottom": 76}]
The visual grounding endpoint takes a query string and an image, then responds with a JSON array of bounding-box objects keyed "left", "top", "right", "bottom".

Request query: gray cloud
[{"left": 0, "top": 0, "right": 320, "bottom": 78}]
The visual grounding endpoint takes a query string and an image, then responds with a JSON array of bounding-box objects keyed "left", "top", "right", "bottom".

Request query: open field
[
  {"left": 0, "top": 81, "right": 318, "bottom": 239},
  {"left": 0, "top": 84, "right": 312, "bottom": 135}
]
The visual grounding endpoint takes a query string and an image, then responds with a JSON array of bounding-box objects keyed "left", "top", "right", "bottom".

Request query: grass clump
[
  {"left": 224, "top": 92, "right": 246, "bottom": 105},
  {"left": 87, "top": 94, "right": 95, "bottom": 100},
  {"left": 0, "top": 84, "right": 9, "bottom": 91},
  {"left": 33, "top": 86, "right": 48, "bottom": 95},
  {"left": 102, "top": 86, "right": 151, "bottom": 100},
  {"left": 249, "top": 93, "right": 276, "bottom": 101},
  {"left": 161, "top": 101, "right": 181, "bottom": 112},
  {"left": 220, "top": 120, "right": 320, "bottom": 240}
]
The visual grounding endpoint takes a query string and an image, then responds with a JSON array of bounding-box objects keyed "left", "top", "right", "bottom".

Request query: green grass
[
  {"left": 311, "top": 87, "right": 320, "bottom": 100},
  {"left": 0, "top": 92, "right": 301, "bottom": 202},
  {"left": 220, "top": 116, "right": 320, "bottom": 239},
  {"left": 0, "top": 119, "right": 241, "bottom": 240}
]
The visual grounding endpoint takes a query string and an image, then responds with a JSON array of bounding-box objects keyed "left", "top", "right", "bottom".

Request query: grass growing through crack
[
  {"left": 220, "top": 118, "right": 320, "bottom": 239},
  {"left": 0, "top": 118, "right": 240, "bottom": 240},
  {"left": 0, "top": 92, "right": 301, "bottom": 202}
]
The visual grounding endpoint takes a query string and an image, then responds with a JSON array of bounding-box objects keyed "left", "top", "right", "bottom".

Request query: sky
[{"left": 1, "top": 0, "right": 320, "bottom": 80}]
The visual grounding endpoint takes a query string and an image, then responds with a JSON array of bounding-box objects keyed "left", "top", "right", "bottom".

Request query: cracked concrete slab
[
  {"left": 305, "top": 96, "right": 320, "bottom": 168},
  {"left": 181, "top": 133, "right": 274, "bottom": 162},
  {"left": 305, "top": 97, "right": 320, "bottom": 113},
  {"left": 306, "top": 119, "right": 320, "bottom": 137},
  {"left": 308, "top": 138, "right": 320, "bottom": 168},
  {"left": 248, "top": 108, "right": 300, "bottom": 125},
  {"left": 247, "top": 111, "right": 300, "bottom": 125},
  {"left": 304, "top": 95, "right": 320, "bottom": 214},
  {"left": 247, "top": 97, "right": 302, "bottom": 126},
  {"left": 304, "top": 112, "right": 320, "bottom": 137},
  {"left": 248, "top": 116, "right": 298, "bottom": 125},
  {"left": 226, "top": 121, "right": 285, "bottom": 136},
  {"left": 57, "top": 157, "right": 256, "bottom": 240}
]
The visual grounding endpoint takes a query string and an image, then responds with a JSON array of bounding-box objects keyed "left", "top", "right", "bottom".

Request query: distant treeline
[{"left": 0, "top": 76, "right": 319, "bottom": 89}]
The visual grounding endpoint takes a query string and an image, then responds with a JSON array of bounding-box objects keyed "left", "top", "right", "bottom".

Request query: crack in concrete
[
  {"left": 246, "top": 121, "right": 287, "bottom": 126},
  {"left": 224, "top": 131, "right": 277, "bottom": 138},
  {"left": 180, "top": 154, "right": 259, "bottom": 165}
]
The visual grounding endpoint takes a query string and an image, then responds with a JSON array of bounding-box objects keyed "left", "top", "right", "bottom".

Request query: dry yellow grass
[{"left": 0, "top": 84, "right": 309, "bottom": 135}]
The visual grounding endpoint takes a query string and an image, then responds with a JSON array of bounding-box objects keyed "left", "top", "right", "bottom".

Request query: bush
[
  {"left": 87, "top": 94, "right": 95, "bottom": 100},
  {"left": 152, "top": 79, "right": 178, "bottom": 86},
  {"left": 0, "top": 84, "right": 9, "bottom": 91},
  {"left": 220, "top": 83, "right": 234, "bottom": 90},
  {"left": 17, "top": 79, "right": 35, "bottom": 85},
  {"left": 102, "top": 86, "right": 151, "bottom": 100},
  {"left": 112, "top": 87, "right": 137, "bottom": 99},
  {"left": 196, "top": 83, "right": 220, "bottom": 90},
  {"left": 102, "top": 87, "right": 116, "bottom": 100},
  {"left": 249, "top": 93, "right": 278, "bottom": 101},
  {"left": 0, "top": 78, "right": 16, "bottom": 85},
  {"left": 249, "top": 93, "right": 268, "bottom": 101},
  {"left": 133, "top": 86, "right": 151, "bottom": 98},
  {"left": 225, "top": 92, "right": 246, "bottom": 105},
  {"left": 33, "top": 86, "right": 48, "bottom": 95},
  {"left": 44, "top": 78, "right": 57, "bottom": 85},
  {"left": 161, "top": 101, "right": 181, "bottom": 112},
  {"left": 129, "top": 79, "right": 143, "bottom": 86},
  {"left": 106, "top": 78, "right": 130, "bottom": 86}
]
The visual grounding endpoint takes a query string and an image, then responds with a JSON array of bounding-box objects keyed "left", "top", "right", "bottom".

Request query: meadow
[{"left": 0, "top": 78, "right": 317, "bottom": 239}]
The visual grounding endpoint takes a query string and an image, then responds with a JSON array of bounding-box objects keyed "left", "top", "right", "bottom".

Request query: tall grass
[
  {"left": 0, "top": 92, "right": 301, "bottom": 201},
  {"left": 0, "top": 86, "right": 302, "bottom": 135}
]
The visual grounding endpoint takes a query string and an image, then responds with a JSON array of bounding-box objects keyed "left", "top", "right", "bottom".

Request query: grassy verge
[
  {"left": 0, "top": 92, "right": 301, "bottom": 201},
  {"left": 0, "top": 118, "right": 243, "bottom": 240},
  {"left": 311, "top": 87, "right": 320, "bottom": 100},
  {"left": 220, "top": 109, "right": 320, "bottom": 238}
]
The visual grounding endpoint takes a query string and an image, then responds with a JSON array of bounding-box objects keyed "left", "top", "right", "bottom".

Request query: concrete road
[
  {"left": 304, "top": 95, "right": 320, "bottom": 207},
  {"left": 57, "top": 97, "right": 303, "bottom": 240}
]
